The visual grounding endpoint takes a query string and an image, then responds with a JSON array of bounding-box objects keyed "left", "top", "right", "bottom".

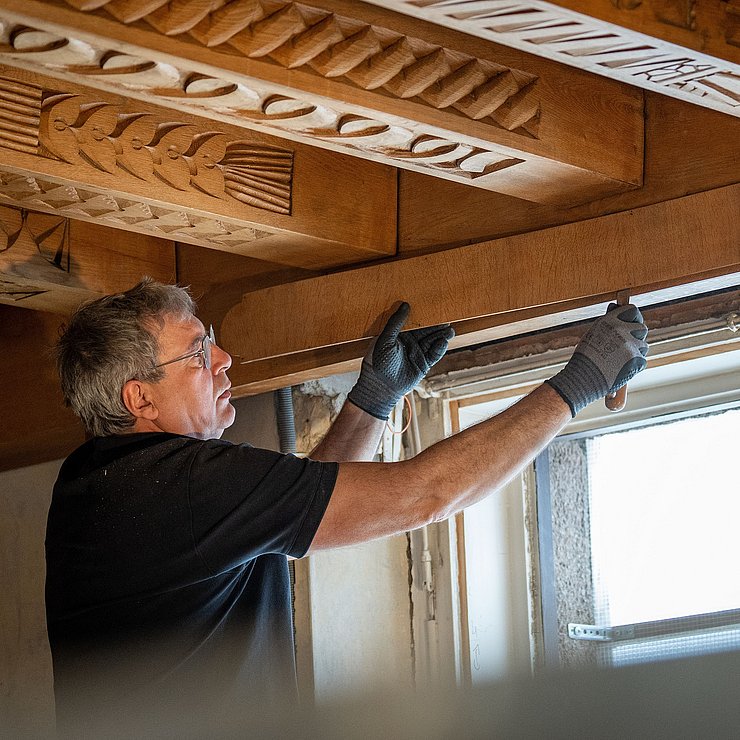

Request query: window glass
[{"left": 587, "top": 408, "right": 740, "bottom": 626}]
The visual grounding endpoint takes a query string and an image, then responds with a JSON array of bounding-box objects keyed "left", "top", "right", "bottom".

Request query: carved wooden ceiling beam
[
  {"left": 0, "top": 65, "right": 396, "bottom": 270},
  {"left": 0, "top": 204, "right": 176, "bottom": 314},
  {"left": 220, "top": 184, "right": 740, "bottom": 367},
  {"left": 362, "top": 0, "right": 739, "bottom": 117},
  {"left": 0, "top": 0, "right": 644, "bottom": 205}
]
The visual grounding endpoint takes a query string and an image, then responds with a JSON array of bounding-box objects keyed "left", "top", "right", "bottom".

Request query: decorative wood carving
[
  {"left": 0, "top": 69, "right": 295, "bottom": 214},
  {"left": 0, "top": 6, "right": 644, "bottom": 204},
  {"left": 0, "top": 171, "right": 274, "bottom": 248},
  {"left": 361, "top": 0, "right": 740, "bottom": 116},
  {"left": 0, "top": 20, "right": 532, "bottom": 182},
  {"left": 38, "top": 92, "right": 293, "bottom": 214},
  {"left": 0, "top": 66, "right": 398, "bottom": 268},
  {"left": 0, "top": 204, "right": 176, "bottom": 313},
  {"left": 51, "top": 0, "right": 542, "bottom": 138},
  {"left": 0, "top": 76, "right": 41, "bottom": 155}
]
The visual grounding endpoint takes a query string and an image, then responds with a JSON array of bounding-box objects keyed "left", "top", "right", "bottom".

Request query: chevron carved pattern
[
  {"left": 0, "top": 25, "right": 527, "bottom": 183},
  {"left": 57, "top": 0, "right": 541, "bottom": 137},
  {"left": 0, "top": 170, "right": 276, "bottom": 248}
]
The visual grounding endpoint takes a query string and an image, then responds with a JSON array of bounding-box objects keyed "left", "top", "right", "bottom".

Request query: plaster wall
[
  {"left": 548, "top": 439, "right": 597, "bottom": 668},
  {"left": 293, "top": 374, "right": 416, "bottom": 702}
]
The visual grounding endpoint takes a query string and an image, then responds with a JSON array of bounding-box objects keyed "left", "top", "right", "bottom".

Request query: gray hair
[{"left": 57, "top": 278, "right": 196, "bottom": 437}]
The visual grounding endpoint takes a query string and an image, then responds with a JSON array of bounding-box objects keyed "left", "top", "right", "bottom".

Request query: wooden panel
[
  {"left": 0, "top": 206, "right": 176, "bottom": 313},
  {"left": 361, "top": 0, "right": 740, "bottom": 116},
  {"left": 224, "top": 271, "right": 740, "bottom": 396},
  {"left": 221, "top": 185, "right": 740, "bottom": 362},
  {"left": 175, "top": 241, "right": 318, "bottom": 331},
  {"left": 0, "top": 0, "right": 645, "bottom": 204},
  {"left": 0, "top": 65, "right": 397, "bottom": 270},
  {"left": 0, "top": 306, "right": 85, "bottom": 471},
  {"left": 399, "top": 92, "right": 740, "bottom": 253}
]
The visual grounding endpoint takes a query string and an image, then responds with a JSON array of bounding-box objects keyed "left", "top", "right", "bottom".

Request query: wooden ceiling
[{"left": 0, "top": 0, "right": 738, "bottom": 470}]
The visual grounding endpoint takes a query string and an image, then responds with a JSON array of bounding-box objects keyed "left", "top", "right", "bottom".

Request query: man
[{"left": 46, "top": 278, "right": 648, "bottom": 732}]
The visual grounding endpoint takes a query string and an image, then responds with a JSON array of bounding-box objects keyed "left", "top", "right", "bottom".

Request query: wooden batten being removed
[{"left": 221, "top": 185, "right": 740, "bottom": 364}]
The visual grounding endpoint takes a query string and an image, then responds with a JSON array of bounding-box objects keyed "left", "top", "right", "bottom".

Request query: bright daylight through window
[{"left": 588, "top": 408, "right": 740, "bottom": 626}]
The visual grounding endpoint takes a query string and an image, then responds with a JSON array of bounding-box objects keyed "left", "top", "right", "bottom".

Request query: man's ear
[{"left": 122, "top": 379, "right": 158, "bottom": 421}]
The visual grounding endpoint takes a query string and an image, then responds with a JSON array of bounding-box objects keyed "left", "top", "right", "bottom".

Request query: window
[
  {"left": 541, "top": 404, "right": 740, "bottom": 670},
  {"left": 450, "top": 303, "right": 740, "bottom": 676}
]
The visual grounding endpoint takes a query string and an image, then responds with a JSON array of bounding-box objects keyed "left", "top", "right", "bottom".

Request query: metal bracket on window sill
[
  {"left": 569, "top": 608, "right": 740, "bottom": 643},
  {"left": 568, "top": 623, "right": 636, "bottom": 642}
]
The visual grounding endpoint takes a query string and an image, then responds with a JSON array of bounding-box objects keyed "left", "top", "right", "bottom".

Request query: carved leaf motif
[
  {"left": 72, "top": 104, "right": 121, "bottom": 173},
  {"left": 111, "top": 113, "right": 157, "bottom": 181},
  {"left": 40, "top": 96, "right": 119, "bottom": 173},
  {"left": 39, "top": 93, "right": 84, "bottom": 163},
  {"left": 148, "top": 123, "right": 196, "bottom": 191},
  {"left": 185, "top": 132, "right": 228, "bottom": 198}
]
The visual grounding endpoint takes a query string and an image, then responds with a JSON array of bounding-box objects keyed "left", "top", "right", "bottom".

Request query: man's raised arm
[{"left": 309, "top": 303, "right": 649, "bottom": 551}]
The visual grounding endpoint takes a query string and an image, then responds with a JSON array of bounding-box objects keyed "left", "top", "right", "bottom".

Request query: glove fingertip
[
  {"left": 428, "top": 338, "right": 450, "bottom": 365},
  {"left": 617, "top": 304, "right": 643, "bottom": 324},
  {"left": 382, "top": 302, "right": 411, "bottom": 339}
]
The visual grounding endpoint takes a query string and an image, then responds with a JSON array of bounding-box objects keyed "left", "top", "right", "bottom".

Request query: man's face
[{"left": 146, "top": 313, "right": 235, "bottom": 440}]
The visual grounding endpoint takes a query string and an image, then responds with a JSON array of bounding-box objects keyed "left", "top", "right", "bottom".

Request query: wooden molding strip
[
  {"left": 0, "top": 1, "right": 644, "bottom": 204},
  {"left": 221, "top": 184, "right": 740, "bottom": 363},
  {"left": 361, "top": 0, "right": 740, "bottom": 117},
  {"left": 225, "top": 270, "right": 740, "bottom": 397}
]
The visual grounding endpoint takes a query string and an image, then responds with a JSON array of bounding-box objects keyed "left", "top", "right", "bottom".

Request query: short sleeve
[{"left": 185, "top": 441, "right": 338, "bottom": 574}]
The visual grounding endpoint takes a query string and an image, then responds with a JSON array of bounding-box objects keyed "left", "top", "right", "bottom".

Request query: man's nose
[{"left": 211, "top": 342, "right": 232, "bottom": 373}]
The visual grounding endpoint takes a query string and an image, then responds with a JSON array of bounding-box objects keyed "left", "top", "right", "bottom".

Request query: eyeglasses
[{"left": 154, "top": 325, "right": 216, "bottom": 371}]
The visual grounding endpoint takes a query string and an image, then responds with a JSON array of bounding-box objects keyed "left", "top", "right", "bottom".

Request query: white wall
[
  {"left": 0, "top": 458, "right": 60, "bottom": 738},
  {"left": 307, "top": 537, "right": 415, "bottom": 703}
]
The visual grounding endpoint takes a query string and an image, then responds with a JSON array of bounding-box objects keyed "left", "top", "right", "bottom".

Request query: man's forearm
[
  {"left": 310, "top": 400, "right": 386, "bottom": 462},
  {"left": 415, "top": 383, "right": 571, "bottom": 520},
  {"left": 309, "top": 383, "right": 571, "bottom": 551}
]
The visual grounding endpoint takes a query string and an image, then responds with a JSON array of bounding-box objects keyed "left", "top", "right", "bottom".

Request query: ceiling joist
[
  {"left": 0, "top": 64, "right": 397, "bottom": 270},
  {"left": 363, "top": 0, "right": 740, "bottom": 117}
]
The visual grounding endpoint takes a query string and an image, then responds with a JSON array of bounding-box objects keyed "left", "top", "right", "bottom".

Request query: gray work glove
[
  {"left": 348, "top": 302, "right": 455, "bottom": 420},
  {"left": 546, "top": 303, "right": 649, "bottom": 417}
]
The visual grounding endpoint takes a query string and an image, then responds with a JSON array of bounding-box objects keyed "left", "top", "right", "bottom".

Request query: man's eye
[{"left": 191, "top": 353, "right": 205, "bottom": 368}]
